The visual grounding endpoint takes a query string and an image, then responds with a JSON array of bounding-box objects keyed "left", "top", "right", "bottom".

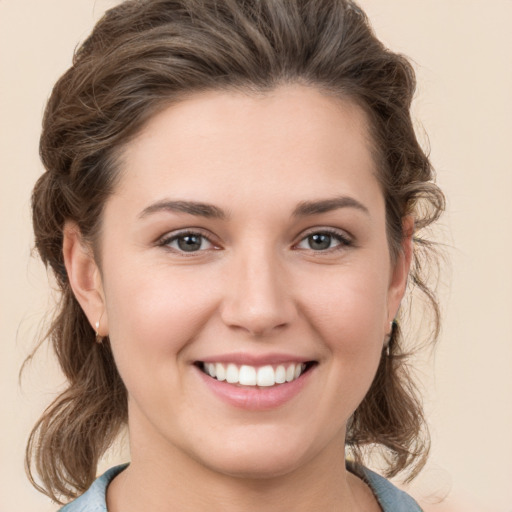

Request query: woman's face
[{"left": 89, "top": 85, "right": 410, "bottom": 478}]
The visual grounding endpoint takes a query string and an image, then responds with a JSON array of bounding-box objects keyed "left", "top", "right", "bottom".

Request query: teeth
[
  {"left": 226, "top": 363, "right": 238, "bottom": 384},
  {"left": 215, "top": 363, "right": 226, "bottom": 381},
  {"left": 275, "top": 365, "right": 286, "bottom": 384},
  {"left": 285, "top": 365, "right": 295, "bottom": 382},
  {"left": 256, "top": 365, "right": 275, "bottom": 387},
  {"left": 239, "top": 365, "right": 257, "bottom": 385},
  {"left": 202, "top": 362, "right": 307, "bottom": 387}
]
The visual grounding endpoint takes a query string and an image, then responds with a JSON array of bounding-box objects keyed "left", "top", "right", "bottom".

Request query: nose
[{"left": 220, "top": 250, "right": 296, "bottom": 337}]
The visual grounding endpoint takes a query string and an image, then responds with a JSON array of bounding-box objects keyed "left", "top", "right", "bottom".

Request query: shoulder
[
  {"left": 349, "top": 463, "right": 423, "bottom": 512},
  {"left": 58, "top": 464, "right": 128, "bottom": 512}
]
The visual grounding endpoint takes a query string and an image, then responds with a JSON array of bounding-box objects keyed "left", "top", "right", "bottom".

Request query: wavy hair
[{"left": 27, "top": 0, "right": 444, "bottom": 503}]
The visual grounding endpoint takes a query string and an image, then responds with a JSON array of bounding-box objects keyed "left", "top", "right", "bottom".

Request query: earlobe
[{"left": 62, "top": 222, "right": 108, "bottom": 336}]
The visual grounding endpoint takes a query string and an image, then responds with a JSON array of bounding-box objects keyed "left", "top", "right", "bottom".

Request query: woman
[{"left": 27, "top": 0, "right": 444, "bottom": 510}]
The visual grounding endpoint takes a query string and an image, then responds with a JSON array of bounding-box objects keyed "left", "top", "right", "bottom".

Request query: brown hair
[{"left": 27, "top": 0, "right": 444, "bottom": 503}]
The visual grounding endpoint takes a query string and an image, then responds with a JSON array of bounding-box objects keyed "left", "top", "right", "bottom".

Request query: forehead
[{"left": 114, "top": 85, "right": 381, "bottom": 214}]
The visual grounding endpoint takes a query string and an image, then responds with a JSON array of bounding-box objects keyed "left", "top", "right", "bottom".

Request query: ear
[
  {"left": 62, "top": 222, "right": 108, "bottom": 336},
  {"left": 386, "top": 216, "right": 414, "bottom": 324}
]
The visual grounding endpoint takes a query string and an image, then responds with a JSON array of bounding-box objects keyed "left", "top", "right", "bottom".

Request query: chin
[
  {"left": 206, "top": 450, "right": 305, "bottom": 481},
  {"left": 187, "top": 427, "right": 320, "bottom": 480}
]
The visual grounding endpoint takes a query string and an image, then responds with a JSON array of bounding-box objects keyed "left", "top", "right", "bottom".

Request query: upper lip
[{"left": 196, "top": 352, "right": 314, "bottom": 366}]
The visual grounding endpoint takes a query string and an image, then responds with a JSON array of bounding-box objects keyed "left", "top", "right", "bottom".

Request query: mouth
[{"left": 195, "top": 361, "right": 317, "bottom": 388}]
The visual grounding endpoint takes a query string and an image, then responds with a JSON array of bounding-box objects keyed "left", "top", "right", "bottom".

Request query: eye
[
  {"left": 296, "top": 230, "right": 352, "bottom": 251},
  {"left": 160, "top": 231, "right": 215, "bottom": 253}
]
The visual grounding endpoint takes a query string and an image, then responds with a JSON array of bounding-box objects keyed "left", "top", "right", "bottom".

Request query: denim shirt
[{"left": 59, "top": 463, "right": 422, "bottom": 511}]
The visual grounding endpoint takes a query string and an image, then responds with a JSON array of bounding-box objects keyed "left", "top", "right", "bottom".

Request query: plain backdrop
[{"left": 1, "top": 1, "right": 511, "bottom": 511}]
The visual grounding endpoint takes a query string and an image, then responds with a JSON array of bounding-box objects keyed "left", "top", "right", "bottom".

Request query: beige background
[{"left": 1, "top": 1, "right": 511, "bottom": 511}]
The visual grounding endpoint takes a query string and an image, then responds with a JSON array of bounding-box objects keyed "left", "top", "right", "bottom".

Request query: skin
[{"left": 64, "top": 85, "right": 412, "bottom": 512}]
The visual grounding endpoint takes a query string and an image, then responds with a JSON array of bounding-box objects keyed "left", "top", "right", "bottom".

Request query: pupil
[
  {"left": 309, "top": 233, "right": 331, "bottom": 250},
  {"left": 178, "top": 235, "right": 202, "bottom": 252}
]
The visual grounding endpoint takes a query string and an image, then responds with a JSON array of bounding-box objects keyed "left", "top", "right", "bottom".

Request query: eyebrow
[
  {"left": 292, "top": 196, "right": 369, "bottom": 217},
  {"left": 138, "top": 195, "right": 369, "bottom": 221},
  {"left": 138, "top": 200, "right": 227, "bottom": 220}
]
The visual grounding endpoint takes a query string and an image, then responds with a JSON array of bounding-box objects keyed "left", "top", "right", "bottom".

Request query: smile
[{"left": 198, "top": 362, "right": 314, "bottom": 387}]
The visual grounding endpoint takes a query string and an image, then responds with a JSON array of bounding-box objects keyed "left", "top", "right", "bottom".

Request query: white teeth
[
  {"left": 207, "top": 363, "right": 216, "bottom": 378},
  {"left": 202, "top": 362, "right": 307, "bottom": 387},
  {"left": 215, "top": 363, "right": 226, "bottom": 381},
  {"left": 226, "top": 363, "right": 238, "bottom": 384},
  {"left": 256, "top": 365, "right": 275, "bottom": 387},
  {"left": 275, "top": 365, "right": 286, "bottom": 384},
  {"left": 239, "top": 365, "right": 257, "bottom": 385}
]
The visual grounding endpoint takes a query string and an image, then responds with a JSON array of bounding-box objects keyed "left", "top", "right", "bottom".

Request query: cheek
[
  {"left": 299, "top": 261, "right": 389, "bottom": 409},
  {"left": 101, "top": 264, "right": 221, "bottom": 419},
  {"left": 303, "top": 264, "right": 390, "bottom": 348},
  {"left": 103, "top": 261, "right": 218, "bottom": 366}
]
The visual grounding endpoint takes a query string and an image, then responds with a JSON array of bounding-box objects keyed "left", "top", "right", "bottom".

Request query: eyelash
[
  {"left": 157, "top": 229, "right": 217, "bottom": 254},
  {"left": 295, "top": 228, "right": 353, "bottom": 252},
  {"left": 157, "top": 228, "right": 353, "bottom": 254}
]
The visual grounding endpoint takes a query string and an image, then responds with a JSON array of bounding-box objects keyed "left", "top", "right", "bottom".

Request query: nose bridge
[{"left": 221, "top": 243, "right": 294, "bottom": 336}]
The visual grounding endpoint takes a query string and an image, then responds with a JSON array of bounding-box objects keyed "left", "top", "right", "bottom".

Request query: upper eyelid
[
  {"left": 301, "top": 227, "right": 349, "bottom": 236},
  {"left": 295, "top": 226, "right": 352, "bottom": 242},
  {"left": 159, "top": 227, "right": 212, "bottom": 238}
]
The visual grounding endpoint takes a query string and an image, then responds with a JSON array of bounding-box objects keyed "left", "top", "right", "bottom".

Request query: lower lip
[{"left": 195, "top": 366, "right": 313, "bottom": 411}]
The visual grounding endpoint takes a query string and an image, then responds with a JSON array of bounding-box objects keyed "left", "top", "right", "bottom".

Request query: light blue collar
[{"left": 59, "top": 464, "right": 127, "bottom": 512}]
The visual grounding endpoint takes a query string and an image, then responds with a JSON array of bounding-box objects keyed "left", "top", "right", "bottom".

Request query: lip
[
  {"left": 198, "top": 352, "right": 312, "bottom": 366},
  {"left": 194, "top": 361, "right": 315, "bottom": 411}
]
